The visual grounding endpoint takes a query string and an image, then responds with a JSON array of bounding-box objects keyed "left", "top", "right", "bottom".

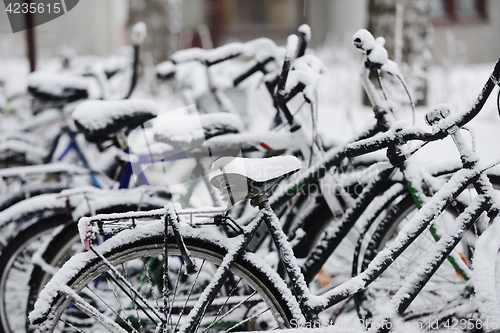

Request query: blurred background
[
  {"left": 1, "top": 0, "right": 499, "bottom": 108},
  {"left": 1, "top": 0, "right": 499, "bottom": 63}
]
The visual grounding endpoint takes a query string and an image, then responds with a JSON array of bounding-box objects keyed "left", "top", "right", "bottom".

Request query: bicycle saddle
[
  {"left": 27, "top": 72, "right": 89, "bottom": 103},
  {"left": 153, "top": 112, "right": 243, "bottom": 151},
  {"left": 73, "top": 100, "right": 158, "bottom": 142},
  {"left": 209, "top": 156, "right": 301, "bottom": 205}
]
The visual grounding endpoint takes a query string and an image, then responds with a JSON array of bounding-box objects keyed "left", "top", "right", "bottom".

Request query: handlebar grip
[
  {"left": 156, "top": 61, "right": 176, "bottom": 80},
  {"left": 233, "top": 57, "right": 274, "bottom": 87},
  {"left": 297, "top": 24, "right": 311, "bottom": 58},
  {"left": 492, "top": 57, "right": 500, "bottom": 85},
  {"left": 274, "top": 34, "right": 300, "bottom": 127},
  {"left": 277, "top": 34, "right": 299, "bottom": 93},
  {"left": 130, "top": 22, "right": 147, "bottom": 46},
  {"left": 205, "top": 52, "right": 242, "bottom": 67},
  {"left": 425, "top": 103, "right": 451, "bottom": 127}
]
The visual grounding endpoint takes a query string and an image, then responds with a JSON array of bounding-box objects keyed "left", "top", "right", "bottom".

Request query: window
[
  {"left": 207, "top": 0, "right": 305, "bottom": 46},
  {"left": 220, "top": 0, "right": 300, "bottom": 28},
  {"left": 430, "top": 0, "right": 487, "bottom": 24}
]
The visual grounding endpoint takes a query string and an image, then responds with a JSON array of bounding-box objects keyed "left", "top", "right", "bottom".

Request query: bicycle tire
[
  {"left": 0, "top": 214, "right": 71, "bottom": 333},
  {"left": 26, "top": 221, "right": 82, "bottom": 329},
  {"left": 25, "top": 203, "right": 176, "bottom": 332},
  {"left": 30, "top": 222, "right": 297, "bottom": 333}
]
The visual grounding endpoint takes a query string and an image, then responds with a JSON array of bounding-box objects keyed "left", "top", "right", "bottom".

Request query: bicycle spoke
[
  {"left": 167, "top": 262, "right": 185, "bottom": 330},
  {"left": 227, "top": 307, "right": 273, "bottom": 332},
  {"left": 84, "top": 281, "right": 137, "bottom": 332},
  {"left": 89, "top": 246, "right": 163, "bottom": 323},
  {"left": 200, "top": 289, "right": 256, "bottom": 333},
  {"left": 137, "top": 258, "right": 159, "bottom": 331},
  {"left": 111, "top": 273, "right": 145, "bottom": 332},
  {"left": 201, "top": 277, "right": 243, "bottom": 332},
  {"left": 59, "top": 317, "right": 88, "bottom": 333},
  {"left": 174, "top": 259, "right": 206, "bottom": 332}
]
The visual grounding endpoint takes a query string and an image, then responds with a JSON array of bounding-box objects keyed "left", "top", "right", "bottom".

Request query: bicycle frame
[
  {"left": 279, "top": 56, "right": 500, "bottom": 284},
  {"left": 174, "top": 59, "right": 500, "bottom": 331},
  {"left": 31, "top": 42, "right": 500, "bottom": 333},
  {"left": 45, "top": 126, "right": 104, "bottom": 188},
  {"left": 173, "top": 140, "right": 498, "bottom": 333},
  {"left": 70, "top": 149, "right": 496, "bottom": 332}
]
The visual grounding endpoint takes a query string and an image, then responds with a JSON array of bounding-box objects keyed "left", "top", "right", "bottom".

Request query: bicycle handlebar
[
  {"left": 160, "top": 38, "right": 281, "bottom": 88},
  {"left": 233, "top": 57, "right": 274, "bottom": 87},
  {"left": 297, "top": 24, "right": 311, "bottom": 58},
  {"left": 170, "top": 38, "right": 280, "bottom": 67},
  {"left": 277, "top": 34, "right": 299, "bottom": 93},
  {"left": 130, "top": 22, "right": 147, "bottom": 46},
  {"left": 345, "top": 58, "right": 500, "bottom": 158}
]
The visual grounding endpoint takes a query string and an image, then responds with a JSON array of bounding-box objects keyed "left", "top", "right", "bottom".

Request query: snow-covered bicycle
[
  {"left": 28, "top": 52, "right": 500, "bottom": 332},
  {"left": 0, "top": 31, "right": 327, "bottom": 333}
]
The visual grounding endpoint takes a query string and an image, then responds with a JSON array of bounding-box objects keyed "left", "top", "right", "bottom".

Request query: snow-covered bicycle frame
[
  {"left": 0, "top": 22, "right": 150, "bottom": 213},
  {"left": 157, "top": 32, "right": 282, "bottom": 121},
  {"left": 0, "top": 34, "right": 327, "bottom": 333},
  {"left": 47, "top": 57, "right": 500, "bottom": 333},
  {"left": 3, "top": 30, "right": 318, "bottom": 266},
  {"left": 141, "top": 33, "right": 324, "bottom": 210}
]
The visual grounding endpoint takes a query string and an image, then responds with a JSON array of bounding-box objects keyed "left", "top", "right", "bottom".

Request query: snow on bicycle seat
[
  {"left": 27, "top": 71, "right": 90, "bottom": 103},
  {"left": 72, "top": 100, "right": 158, "bottom": 142},
  {"left": 153, "top": 112, "right": 243, "bottom": 151},
  {"left": 209, "top": 156, "right": 301, "bottom": 204}
]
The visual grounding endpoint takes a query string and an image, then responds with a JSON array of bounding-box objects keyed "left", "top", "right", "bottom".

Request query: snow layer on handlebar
[
  {"left": 285, "top": 35, "right": 299, "bottom": 59},
  {"left": 298, "top": 24, "right": 311, "bottom": 42},
  {"left": 284, "top": 55, "right": 326, "bottom": 101}
]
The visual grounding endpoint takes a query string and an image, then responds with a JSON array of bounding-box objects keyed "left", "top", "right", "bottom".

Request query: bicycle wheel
[
  {"left": 25, "top": 202, "right": 171, "bottom": 332},
  {"left": 27, "top": 222, "right": 83, "bottom": 329},
  {"left": 354, "top": 191, "right": 482, "bottom": 326},
  {"left": 474, "top": 214, "right": 500, "bottom": 329},
  {"left": 30, "top": 222, "right": 296, "bottom": 333},
  {"left": 0, "top": 215, "right": 71, "bottom": 333}
]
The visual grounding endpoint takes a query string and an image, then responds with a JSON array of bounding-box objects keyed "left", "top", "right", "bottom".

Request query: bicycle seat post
[{"left": 250, "top": 194, "right": 269, "bottom": 209}]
